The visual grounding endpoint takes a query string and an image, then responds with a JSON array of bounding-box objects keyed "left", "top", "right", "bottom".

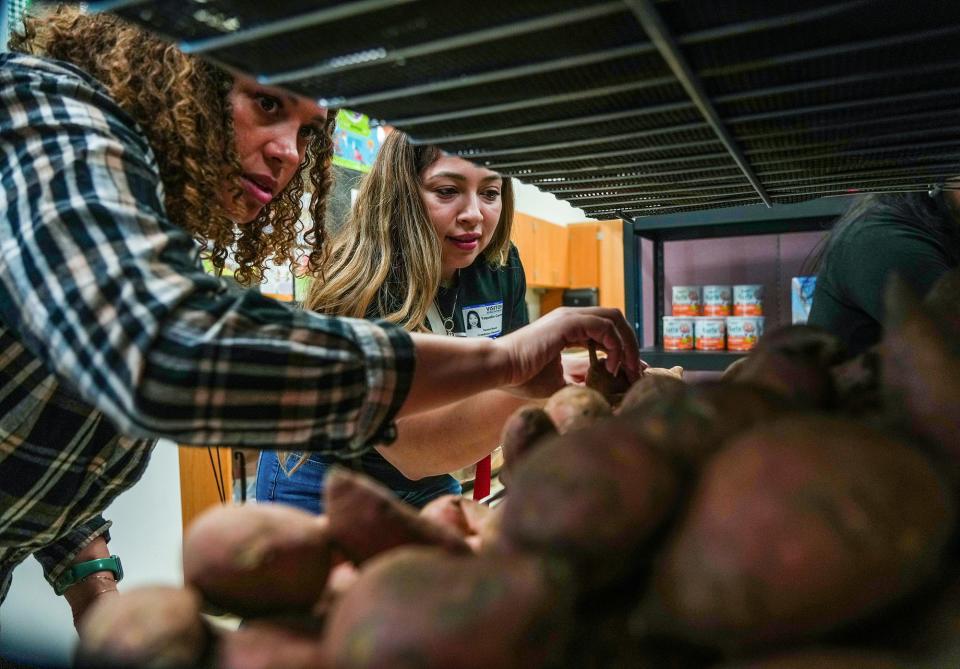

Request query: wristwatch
[{"left": 54, "top": 555, "right": 123, "bottom": 596}]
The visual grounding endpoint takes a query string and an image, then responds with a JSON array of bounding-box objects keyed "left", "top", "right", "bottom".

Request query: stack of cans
[{"left": 663, "top": 284, "right": 765, "bottom": 351}]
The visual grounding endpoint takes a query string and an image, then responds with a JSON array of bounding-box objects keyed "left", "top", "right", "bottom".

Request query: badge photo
[{"left": 461, "top": 301, "right": 504, "bottom": 338}]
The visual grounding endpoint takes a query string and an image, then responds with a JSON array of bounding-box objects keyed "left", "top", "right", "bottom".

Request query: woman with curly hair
[{"left": 0, "top": 5, "right": 641, "bottom": 627}]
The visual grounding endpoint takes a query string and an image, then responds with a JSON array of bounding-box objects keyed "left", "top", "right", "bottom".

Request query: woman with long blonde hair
[{"left": 258, "top": 131, "right": 535, "bottom": 510}]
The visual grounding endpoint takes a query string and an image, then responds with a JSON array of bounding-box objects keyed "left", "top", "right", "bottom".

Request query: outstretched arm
[
  {"left": 399, "top": 306, "right": 641, "bottom": 418},
  {"left": 377, "top": 390, "right": 536, "bottom": 480}
]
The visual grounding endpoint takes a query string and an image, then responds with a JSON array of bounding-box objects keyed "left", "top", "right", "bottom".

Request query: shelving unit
[{"left": 623, "top": 196, "right": 850, "bottom": 370}]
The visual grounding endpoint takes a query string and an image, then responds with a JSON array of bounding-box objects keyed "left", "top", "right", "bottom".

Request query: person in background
[
  {"left": 807, "top": 184, "right": 960, "bottom": 357},
  {"left": 0, "top": 7, "right": 640, "bottom": 628},
  {"left": 258, "top": 131, "right": 534, "bottom": 511}
]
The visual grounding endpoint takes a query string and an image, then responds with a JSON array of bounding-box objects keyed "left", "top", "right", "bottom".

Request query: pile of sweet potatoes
[{"left": 77, "top": 269, "right": 960, "bottom": 668}]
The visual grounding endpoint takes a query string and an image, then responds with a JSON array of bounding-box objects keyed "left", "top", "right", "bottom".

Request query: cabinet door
[
  {"left": 597, "top": 219, "right": 625, "bottom": 312},
  {"left": 567, "top": 223, "right": 599, "bottom": 288},
  {"left": 179, "top": 446, "right": 233, "bottom": 531},
  {"left": 510, "top": 213, "right": 538, "bottom": 283},
  {"left": 532, "top": 220, "right": 553, "bottom": 287},
  {"left": 544, "top": 221, "right": 569, "bottom": 287}
]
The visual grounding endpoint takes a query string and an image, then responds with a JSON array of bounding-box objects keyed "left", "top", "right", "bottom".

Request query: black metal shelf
[
  {"left": 623, "top": 195, "right": 851, "bottom": 371},
  {"left": 640, "top": 348, "right": 745, "bottom": 372},
  {"left": 89, "top": 0, "right": 960, "bottom": 216}
]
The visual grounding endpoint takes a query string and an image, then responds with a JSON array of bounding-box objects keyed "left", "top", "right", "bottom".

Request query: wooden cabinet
[
  {"left": 179, "top": 445, "right": 233, "bottom": 531},
  {"left": 537, "top": 220, "right": 569, "bottom": 287},
  {"left": 563, "top": 219, "right": 626, "bottom": 313},
  {"left": 511, "top": 213, "right": 537, "bottom": 279},
  {"left": 567, "top": 223, "right": 600, "bottom": 288},
  {"left": 511, "top": 215, "right": 624, "bottom": 312},
  {"left": 596, "top": 219, "right": 625, "bottom": 313},
  {"left": 511, "top": 213, "right": 568, "bottom": 288}
]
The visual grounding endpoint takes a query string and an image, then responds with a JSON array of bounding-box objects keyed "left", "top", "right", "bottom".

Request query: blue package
[{"left": 791, "top": 276, "right": 817, "bottom": 324}]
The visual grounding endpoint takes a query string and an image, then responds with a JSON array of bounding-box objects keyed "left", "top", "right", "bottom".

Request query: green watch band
[{"left": 54, "top": 555, "right": 123, "bottom": 596}]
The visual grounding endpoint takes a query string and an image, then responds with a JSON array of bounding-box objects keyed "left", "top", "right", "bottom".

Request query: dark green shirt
[
  {"left": 304, "top": 244, "right": 529, "bottom": 509},
  {"left": 808, "top": 211, "right": 957, "bottom": 357},
  {"left": 432, "top": 244, "right": 529, "bottom": 338}
]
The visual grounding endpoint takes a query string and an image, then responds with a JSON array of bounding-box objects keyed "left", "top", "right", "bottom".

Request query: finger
[
  {"left": 570, "top": 307, "right": 642, "bottom": 380},
  {"left": 609, "top": 312, "right": 642, "bottom": 380},
  {"left": 582, "top": 314, "right": 626, "bottom": 375}
]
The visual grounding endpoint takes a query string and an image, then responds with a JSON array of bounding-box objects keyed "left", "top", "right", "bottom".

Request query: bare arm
[
  {"left": 377, "top": 390, "right": 538, "bottom": 480},
  {"left": 62, "top": 536, "right": 119, "bottom": 630},
  {"left": 399, "top": 306, "right": 641, "bottom": 417}
]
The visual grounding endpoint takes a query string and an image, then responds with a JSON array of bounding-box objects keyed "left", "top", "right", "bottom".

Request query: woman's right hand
[
  {"left": 400, "top": 307, "right": 642, "bottom": 418},
  {"left": 494, "top": 307, "right": 643, "bottom": 399}
]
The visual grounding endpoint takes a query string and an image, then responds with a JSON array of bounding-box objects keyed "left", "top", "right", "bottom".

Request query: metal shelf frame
[
  {"left": 623, "top": 196, "right": 851, "bottom": 370},
  {"left": 84, "top": 0, "right": 960, "bottom": 217}
]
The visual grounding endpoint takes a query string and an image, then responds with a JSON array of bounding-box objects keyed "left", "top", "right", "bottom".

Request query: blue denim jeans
[{"left": 256, "top": 450, "right": 461, "bottom": 515}]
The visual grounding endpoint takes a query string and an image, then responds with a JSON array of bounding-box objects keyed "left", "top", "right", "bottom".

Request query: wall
[
  {"left": 0, "top": 440, "right": 183, "bottom": 667},
  {"left": 512, "top": 179, "right": 588, "bottom": 225}
]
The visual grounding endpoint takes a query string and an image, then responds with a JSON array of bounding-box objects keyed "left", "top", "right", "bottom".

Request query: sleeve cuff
[
  {"left": 344, "top": 318, "right": 415, "bottom": 453},
  {"left": 34, "top": 516, "right": 113, "bottom": 590}
]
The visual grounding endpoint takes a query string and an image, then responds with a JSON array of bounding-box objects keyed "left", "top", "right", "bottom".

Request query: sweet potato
[
  {"left": 585, "top": 341, "right": 632, "bottom": 405},
  {"left": 76, "top": 586, "right": 210, "bottom": 669},
  {"left": 716, "top": 649, "right": 907, "bottom": 669},
  {"left": 543, "top": 385, "right": 611, "bottom": 434},
  {"left": 311, "top": 561, "right": 362, "bottom": 623},
  {"left": 830, "top": 345, "right": 882, "bottom": 414},
  {"left": 473, "top": 501, "right": 505, "bottom": 551},
  {"left": 458, "top": 496, "right": 492, "bottom": 534},
  {"left": 419, "top": 494, "right": 473, "bottom": 536},
  {"left": 617, "top": 372, "right": 685, "bottom": 415},
  {"left": 418, "top": 494, "right": 492, "bottom": 551},
  {"left": 182, "top": 503, "right": 332, "bottom": 617},
  {"left": 730, "top": 325, "right": 844, "bottom": 408},
  {"left": 323, "top": 547, "right": 575, "bottom": 669},
  {"left": 499, "top": 417, "right": 681, "bottom": 590},
  {"left": 852, "top": 561, "right": 960, "bottom": 662},
  {"left": 646, "top": 415, "right": 954, "bottom": 650},
  {"left": 324, "top": 467, "right": 470, "bottom": 564},
  {"left": 619, "top": 381, "right": 790, "bottom": 469},
  {"left": 721, "top": 355, "right": 750, "bottom": 381},
  {"left": 499, "top": 405, "right": 557, "bottom": 486},
  {"left": 882, "top": 276, "right": 960, "bottom": 468},
  {"left": 215, "top": 621, "right": 330, "bottom": 669}
]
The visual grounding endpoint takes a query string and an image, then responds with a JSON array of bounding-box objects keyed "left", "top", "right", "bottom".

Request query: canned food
[
  {"left": 662, "top": 317, "right": 694, "bottom": 350},
  {"left": 726, "top": 316, "right": 765, "bottom": 351},
  {"left": 702, "top": 285, "right": 732, "bottom": 316},
  {"left": 671, "top": 285, "right": 701, "bottom": 316},
  {"left": 694, "top": 317, "right": 726, "bottom": 351},
  {"left": 733, "top": 284, "right": 763, "bottom": 316}
]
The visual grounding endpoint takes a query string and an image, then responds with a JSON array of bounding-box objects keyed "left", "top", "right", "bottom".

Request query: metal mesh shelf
[{"left": 88, "top": 0, "right": 960, "bottom": 218}]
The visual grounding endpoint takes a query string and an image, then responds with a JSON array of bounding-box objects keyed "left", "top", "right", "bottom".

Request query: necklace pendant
[{"left": 443, "top": 316, "right": 454, "bottom": 335}]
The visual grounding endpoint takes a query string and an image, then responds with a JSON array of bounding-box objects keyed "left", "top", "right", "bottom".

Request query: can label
[
  {"left": 694, "top": 317, "right": 726, "bottom": 351},
  {"left": 672, "top": 286, "right": 701, "bottom": 316},
  {"left": 662, "top": 317, "right": 694, "bottom": 350},
  {"left": 733, "top": 284, "right": 763, "bottom": 316},
  {"left": 726, "top": 316, "right": 765, "bottom": 351},
  {"left": 702, "top": 285, "right": 731, "bottom": 316}
]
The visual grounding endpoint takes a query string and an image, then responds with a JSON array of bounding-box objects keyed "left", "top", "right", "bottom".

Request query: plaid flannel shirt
[{"left": 0, "top": 53, "right": 414, "bottom": 593}]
